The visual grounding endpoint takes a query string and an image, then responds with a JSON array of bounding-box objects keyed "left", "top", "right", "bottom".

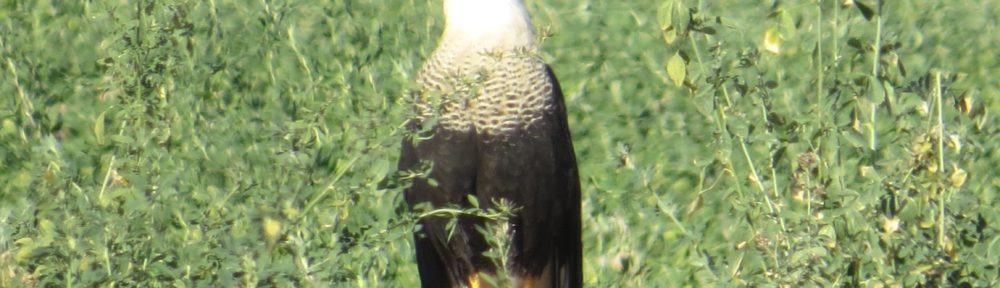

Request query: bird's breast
[{"left": 416, "top": 48, "right": 557, "bottom": 137}]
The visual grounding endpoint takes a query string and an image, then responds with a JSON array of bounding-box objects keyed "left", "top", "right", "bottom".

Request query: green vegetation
[{"left": 1, "top": 0, "right": 997, "bottom": 286}]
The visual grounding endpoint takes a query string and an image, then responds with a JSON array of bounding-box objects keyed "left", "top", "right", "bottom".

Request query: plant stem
[
  {"left": 935, "top": 71, "right": 946, "bottom": 249},
  {"left": 5, "top": 59, "right": 35, "bottom": 133},
  {"left": 869, "top": 1, "right": 884, "bottom": 154},
  {"left": 816, "top": 3, "right": 824, "bottom": 122}
]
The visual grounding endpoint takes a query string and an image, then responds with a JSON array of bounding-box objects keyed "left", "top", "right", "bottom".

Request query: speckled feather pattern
[{"left": 413, "top": 43, "right": 556, "bottom": 137}]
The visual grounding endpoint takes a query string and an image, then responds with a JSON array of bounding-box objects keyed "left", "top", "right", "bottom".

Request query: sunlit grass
[{"left": 1, "top": 0, "right": 997, "bottom": 286}]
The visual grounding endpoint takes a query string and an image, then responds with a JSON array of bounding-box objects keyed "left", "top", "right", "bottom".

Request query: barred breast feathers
[{"left": 413, "top": 0, "right": 555, "bottom": 136}]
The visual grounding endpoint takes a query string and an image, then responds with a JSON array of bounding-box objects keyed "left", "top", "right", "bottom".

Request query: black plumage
[{"left": 398, "top": 1, "right": 581, "bottom": 287}]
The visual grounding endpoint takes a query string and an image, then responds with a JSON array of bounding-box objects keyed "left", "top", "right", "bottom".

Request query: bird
[{"left": 397, "top": 0, "right": 582, "bottom": 287}]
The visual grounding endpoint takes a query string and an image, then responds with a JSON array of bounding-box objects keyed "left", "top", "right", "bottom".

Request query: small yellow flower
[
  {"left": 911, "top": 136, "right": 932, "bottom": 155},
  {"left": 882, "top": 217, "right": 900, "bottom": 233},
  {"left": 916, "top": 101, "right": 929, "bottom": 116},
  {"left": 859, "top": 165, "right": 873, "bottom": 177},
  {"left": 949, "top": 165, "right": 968, "bottom": 188},
  {"left": 927, "top": 161, "right": 938, "bottom": 173},
  {"left": 946, "top": 134, "right": 962, "bottom": 152},
  {"left": 263, "top": 217, "right": 281, "bottom": 239}
]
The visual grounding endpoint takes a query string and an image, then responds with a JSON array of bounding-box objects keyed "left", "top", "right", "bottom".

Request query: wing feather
[
  {"left": 400, "top": 122, "right": 487, "bottom": 287},
  {"left": 474, "top": 64, "right": 581, "bottom": 287}
]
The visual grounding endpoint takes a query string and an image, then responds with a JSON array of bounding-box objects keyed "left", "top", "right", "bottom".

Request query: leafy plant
[{"left": 0, "top": 0, "right": 996, "bottom": 287}]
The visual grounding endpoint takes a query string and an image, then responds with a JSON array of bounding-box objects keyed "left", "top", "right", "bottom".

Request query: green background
[{"left": 1, "top": 0, "right": 998, "bottom": 286}]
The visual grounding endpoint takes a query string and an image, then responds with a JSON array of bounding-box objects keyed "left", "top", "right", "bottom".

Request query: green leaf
[
  {"left": 883, "top": 79, "right": 896, "bottom": 112},
  {"left": 1, "top": 119, "right": 16, "bottom": 137},
  {"left": 15, "top": 239, "right": 37, "bottom": 262},
  {"left": 111, "top": 134, "right": 134, "bottom": 145},
  {"left": 666, "top": 52, "right": 686, "bottom": 87},
  {"left": 94, "top": 110, "right": 107, "bottom": 145},
  {"left": 467, "top": 194, "right": 479, "bottom": 208},
  {"left": 869, "top": 76, "right": 885, "bottom": 104},
  {"left": 370, "top": 158, "right": 390, "bottom": 181},
  {"left": 657, "top": 1, "right": 681, "bottom": 44},
  {"left": 843, "top": 132, "right": 866, "bottom": 148},
  {"left": 763, "top": 27, "right": 781, "bottom": 54}
]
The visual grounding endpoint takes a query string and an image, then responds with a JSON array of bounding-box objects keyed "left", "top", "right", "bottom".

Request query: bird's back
[{"left": 400, "top": 1, "right": 582, "bottom": 287}]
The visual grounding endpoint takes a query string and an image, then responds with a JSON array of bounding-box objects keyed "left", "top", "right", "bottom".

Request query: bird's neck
[{"left": 440, "top": 0, "right": 537, "bottom": 52}]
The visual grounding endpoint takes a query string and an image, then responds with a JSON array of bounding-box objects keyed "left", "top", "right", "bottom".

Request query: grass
[{"left": 1, "top": 0, "right": 998, "bottom": 286}]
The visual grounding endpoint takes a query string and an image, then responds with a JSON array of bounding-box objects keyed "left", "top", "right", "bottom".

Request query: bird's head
[{"left": 441, "top": 0, "right": 537, "bottom": 50}]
